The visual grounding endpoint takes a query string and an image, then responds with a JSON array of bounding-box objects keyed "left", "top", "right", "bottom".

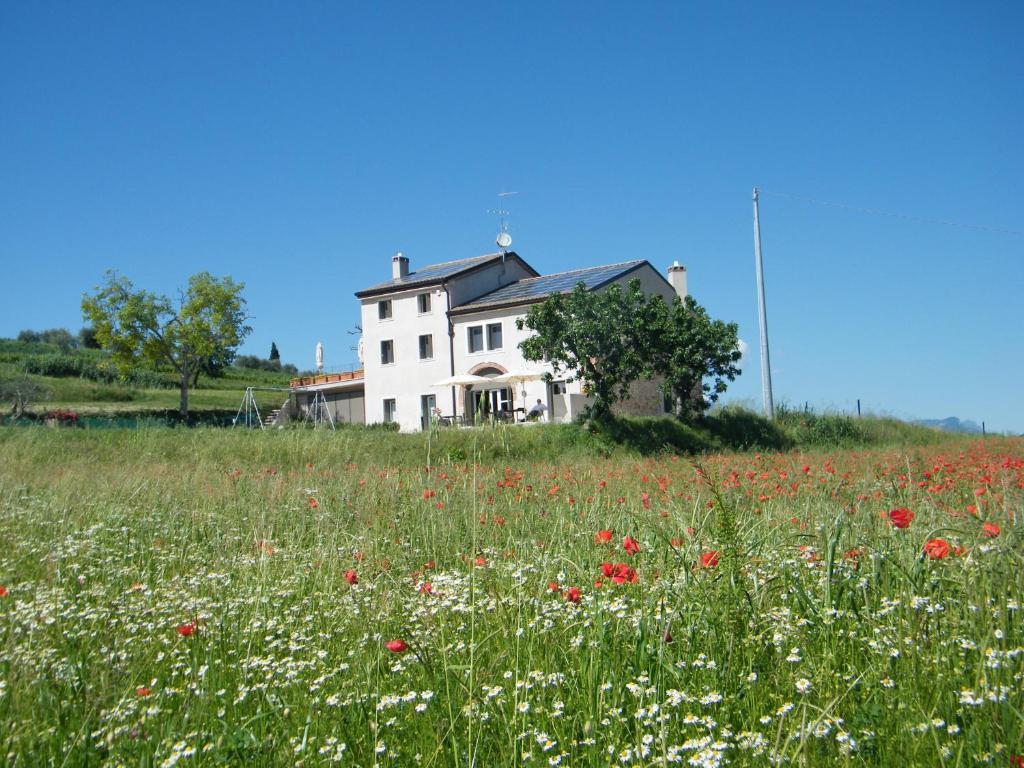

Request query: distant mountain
[{"left": 916, "top": 417, "right": 983, "bottom": 434}]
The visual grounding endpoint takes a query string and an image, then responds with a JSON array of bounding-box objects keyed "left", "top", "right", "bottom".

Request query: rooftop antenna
[{"left": 490, "top": 191, "right": 518, "bottom": 255}]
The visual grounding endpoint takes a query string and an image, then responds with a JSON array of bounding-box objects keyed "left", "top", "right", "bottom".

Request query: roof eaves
[
  {"left": 354, "top": 251, "right": 538, "bottom": 299},
  {"left": 449, "top": 295, "right": 549, "bottom": 316}
]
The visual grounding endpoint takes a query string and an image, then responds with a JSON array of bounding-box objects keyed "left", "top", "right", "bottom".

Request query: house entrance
[{"left": 464, "top": 366, "right": 511, "bottom": 422}]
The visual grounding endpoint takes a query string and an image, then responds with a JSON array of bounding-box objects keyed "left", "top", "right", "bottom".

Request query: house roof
[
  {"left": 354, "top": 252, "right": 537, "bottom": 298},
  {"left": 449, "top": 259, "right": 650, "bottom": 314}
]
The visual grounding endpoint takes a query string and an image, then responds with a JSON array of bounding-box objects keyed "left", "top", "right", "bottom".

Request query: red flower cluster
[
  {"left": 888, "top": 507, "right": 914, "bottom": 529},
  {"left": 924, "top": 538, "right": 951, "bottom": 560},
  {"left": 600, "top": 562, "right": 638, "bottom": 584},
  {"left": 622, "top": 536, "right": 641, "bottom": 556},
  {"left": 594, "top": 529, "right": 613, "bottom": 544}
]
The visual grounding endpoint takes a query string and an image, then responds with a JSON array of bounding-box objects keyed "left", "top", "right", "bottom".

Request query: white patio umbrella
[
  {"left": 432, "top": 374, "right": 491, "bottom": 387},
  {"left": 432, "top": 374, "right": 492, "bottom": 422},
  {"left": 490, "top": 369, "right": 544, "bottom": 386},
  {"left": 490, "top": 369, "right": 545, "bottom": 415}
]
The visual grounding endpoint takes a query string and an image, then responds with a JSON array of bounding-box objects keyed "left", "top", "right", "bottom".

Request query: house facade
[{"left": 288, "top": 251, "right": 688, "bottom": 432}]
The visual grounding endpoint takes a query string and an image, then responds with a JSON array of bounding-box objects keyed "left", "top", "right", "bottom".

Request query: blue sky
[{"left": 2, "top": 2, "right": 1021, "bottom": 432}]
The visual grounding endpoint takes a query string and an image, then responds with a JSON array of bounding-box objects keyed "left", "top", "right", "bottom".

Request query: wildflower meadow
[{"left": 0, "top": 427, "right": 1020, "bottom": 767}]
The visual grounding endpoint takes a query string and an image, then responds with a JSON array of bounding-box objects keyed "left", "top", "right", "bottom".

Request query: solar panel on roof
[
  {"left": 357, "top": 254, "right": 499, "bottom": 294},
  {"left": 457, "top": 261, "right": 644, "bottom": 308}
]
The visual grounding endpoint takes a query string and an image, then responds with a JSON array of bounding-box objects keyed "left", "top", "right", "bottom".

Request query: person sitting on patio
[{"left": 526, "top": 399, "right": 548, "bottom": 421}]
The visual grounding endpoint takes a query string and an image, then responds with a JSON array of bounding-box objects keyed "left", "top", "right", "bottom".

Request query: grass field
[
  {"left": 0, "top": 427, "right": 1021, "bottom": 767},
  {"left": 0, "top": 339, "right": 295, "bottom": 417}
]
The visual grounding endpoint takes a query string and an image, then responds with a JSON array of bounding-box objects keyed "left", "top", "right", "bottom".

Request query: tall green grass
[{"left": 0, "top": 427, "right": 1019, "bottom": 766}]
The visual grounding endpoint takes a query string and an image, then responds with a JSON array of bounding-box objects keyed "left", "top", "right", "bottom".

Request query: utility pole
[{"left": 752, "top": 187, "right": 775, "bottom": 420}]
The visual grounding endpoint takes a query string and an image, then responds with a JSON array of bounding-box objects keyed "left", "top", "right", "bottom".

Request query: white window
[
  {"left": 383, "top": 399, "right": 397, "bottom": 423},
  {"left": 378, "top": 300, "right": 392, "bottom": 320},
  {"left": 468, "top": 325, "right": 484, "bottom": 353},
  {"left": 417, "top": 293, "right": 431, "bottom": 313},
  {"left": 487, "top": 323, "right": 503, "bottom": 350},
  {"left": 380, "top": 339, "right": 394, "bottom": 365},
  {"left": 418, "top": 334, "right": 433, "bottom": 360}
]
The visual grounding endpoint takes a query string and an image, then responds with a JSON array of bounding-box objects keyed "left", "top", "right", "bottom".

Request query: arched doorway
[{"left": 465, "top": 364, "right": 512, "bottom": 423}]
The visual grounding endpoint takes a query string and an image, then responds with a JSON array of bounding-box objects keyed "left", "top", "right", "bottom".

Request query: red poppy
[
  {"left": 344, "top": 570, "right": 358, "bottom": 585},
  {"left": 385, "top": 639, "right": 408, "bottom": 653},
  {"left": 594, "top": 529, "right": 613, "bottom": 545},
  {"left": 548, "top": 581, "right": 561, "bottom": 593},
  {"left": 176, "top": 621, "right": 198, "bottom": 637},
  {"left": 565, "top": 587, "right": 581, "bottom": 603},
  {"left": 0, "top": 585, "right": 7, "bottom": 598},
  {"left": 924, "top": 538, "right": 950, "bottom": 560},
  {"left": 700, "top": 551, "right": 720, "bottom": 568},
  {"left": 419, "top": 582, "right": 433, "bottom": 594},
  {"left": 136, "top": 686, "right": 152, "bottom": 697},
  {"left": 982, "top": 522, "right": 1000, "bottom": 538},
  {"left": 308, "top": 497, "right": 318, "bottom": 509},
  {"left": 474, "top": 556, "right": 487, "bottom": 567},
  {"left": 612, "top": 563, "right": 638, "bottom": 584},
  {"left": 623, "top": 536, "right": 640, "bottom": 556},
  {"left": 600, "top": 562, "right": 615, "bottom": 578},
  {"left": 888, "top": 508, "right": 914, "bottom": 529},
  {"left": 670, "top": 538, "right": 683, "bottom": 548}
]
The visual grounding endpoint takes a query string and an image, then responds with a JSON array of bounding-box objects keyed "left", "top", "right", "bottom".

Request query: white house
[{"left": 288, "top": 251, "right": 689, "bottom": 432}]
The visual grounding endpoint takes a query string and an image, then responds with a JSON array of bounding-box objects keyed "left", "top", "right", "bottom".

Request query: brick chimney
[
  {"left": 667, "top": 261, "right": 687, "bottom": 299},
  {"left": 392, "top": 252, "right": 410, "bottom": 280}
]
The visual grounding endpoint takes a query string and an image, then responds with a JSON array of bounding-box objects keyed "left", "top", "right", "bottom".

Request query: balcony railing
[{"left": 289, "top": 369, "right": 365, "bottom": 388}]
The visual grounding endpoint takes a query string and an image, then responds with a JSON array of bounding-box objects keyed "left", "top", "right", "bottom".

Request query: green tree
[
  {"left": 269, "top": 341, "right": 280, "bottom": 361},
  {"left": 517, "top": 280, "right": 653, "bottom": 421},
  {"left": 647, "top": 294, "right": 742, "bottom": 420},
  {"left": 0, "top": 376, "right": 50, "bottom": 421},
  {"left": 18, "top": 328, "right": 77, "bottom": 351},
  {"left": 78, "top": 326, "right": 102, "bottom": 349},
  {"left": 82, "top": 271, "right": 251, "bottom": 418}
]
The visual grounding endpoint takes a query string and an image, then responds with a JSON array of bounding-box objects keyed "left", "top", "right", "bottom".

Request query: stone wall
[{"left": 612, "top": 378, "right": 666, "bottom": 418}]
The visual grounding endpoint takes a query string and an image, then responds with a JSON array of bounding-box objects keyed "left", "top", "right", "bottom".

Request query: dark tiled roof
[
  {"left": 355, "top": 253, "right": 522, "bottom": 297},
  {"left": 451, "top": 260, "right": 647, "bottom": 312}
]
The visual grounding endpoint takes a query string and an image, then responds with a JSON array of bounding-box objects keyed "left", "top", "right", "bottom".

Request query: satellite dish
[{"left": 496, "top": 231, "right": 512, "bottom": 249}]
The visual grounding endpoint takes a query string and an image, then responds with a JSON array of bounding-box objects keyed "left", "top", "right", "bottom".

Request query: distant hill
[{"left": 915, "top": 417, "right": 983, "bottom": 434}]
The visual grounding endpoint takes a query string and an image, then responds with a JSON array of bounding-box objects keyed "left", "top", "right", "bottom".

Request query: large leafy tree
[
  {"left": 646, "top": 294, "right": 742, "bottom": 420},
  {"left": 82, "top": 271, "right": 251, "bottom": 417},
  {"left": 517, "top": 279, "right": 653, "bottom": 421},
  {"left": 517, "top": 278, "right": 741, "bottom": 423}
]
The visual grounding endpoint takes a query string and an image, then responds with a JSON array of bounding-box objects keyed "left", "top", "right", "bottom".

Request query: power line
[{"left": 760, "top": 189, "right": 1022, "bottom": 237}]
